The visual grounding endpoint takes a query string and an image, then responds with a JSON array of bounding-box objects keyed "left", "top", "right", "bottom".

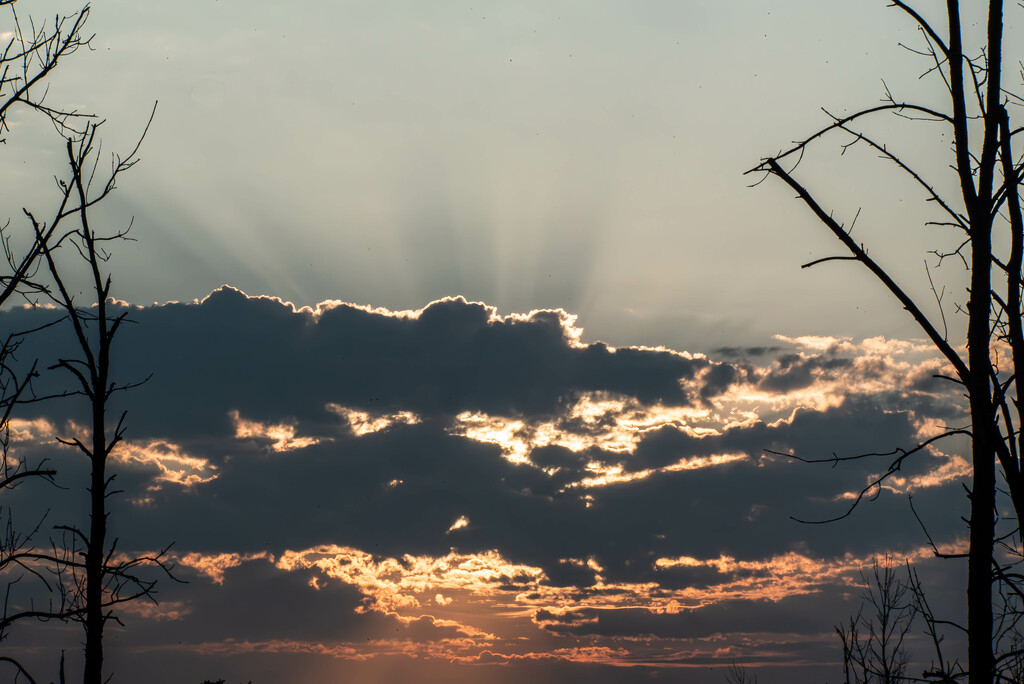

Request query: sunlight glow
[
  {"left": 271, "top": 541, "right": 968, "bottom": 623},
  {"left": 275, "top": 545, "right": 548, "bottom": 615},
  {"left": 114, "top": 439, "right": 219, "bottom": 490},
  {"left": 447, "top": 516, "right": 470, "bottom": 533},
  {"left": 230, "top": 410, "right": 323, "bottom": 452},
  {"left": 6, "top": 417, "right": 57, "bottom": 443},
  {"left": 709, "top": 336, "right": 961, "bottom": 432},
  {"left": 449, "top": 392, "right": 715, "bottom": 467},
  {"left": 834, "top": 451, "right": 972, "bottom": 501},
  {"left": 160, "top": 535, "right": 970, "bottom": 670},
  {"left": 177, "top": 551, "right": 273, "bottom": 584},
  {"left": 326, "top": 403, "right": 421, "bottom": 436},
  {"left": 571, "top": 453, "right": 747, "bottom": 489}
]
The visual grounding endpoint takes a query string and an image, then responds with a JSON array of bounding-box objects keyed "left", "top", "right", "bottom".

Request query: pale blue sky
[{"left": 3, "top": 0, "right": 999, "bottom": 350}]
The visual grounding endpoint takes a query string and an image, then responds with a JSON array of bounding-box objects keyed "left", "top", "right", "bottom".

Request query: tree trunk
[
  {"left": 83, "top": 395, "right": 107, "bottom": 683},
  {"left": 967, "top": 206, "right": 995, "bottom": 684}
]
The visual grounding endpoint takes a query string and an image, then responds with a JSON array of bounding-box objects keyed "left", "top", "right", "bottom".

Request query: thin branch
[
  {"left": 763, "top": 156, "right": 970, "bottom": 380},
  {"left": 888, "top": 1, "right": 950, "bottom": 56}
]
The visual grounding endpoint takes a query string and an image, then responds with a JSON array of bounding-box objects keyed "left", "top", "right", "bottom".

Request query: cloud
[
  {"left": 447, "top": 392, "right": 719, "bottom": 466},
  {"left": 6, "top": 417, "right": 58, "bottom": 443},
  {"left": 229, "top": 410, "right": 323, "bottom": 452},
  {"left": 113, "top": 439, "right": 219, "bottom": 491},
  {"left": 275, "top": 545, "right": 546, "bottom": 615},
  {"left": 94, "top": 288, "right": 719, "bottom": 434},
  {"left": 0, "top": 288, "right": 975, "bottom": 681},
  {"left": 327, "top": 403, "right": 421, "bottom": 436},
  {"left": 177, "top": 551, "right": 272, "bottom": 584}
]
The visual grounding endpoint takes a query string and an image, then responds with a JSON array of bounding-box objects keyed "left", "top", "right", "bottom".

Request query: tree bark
[{"left": 966, "top": 214, "right": 995, "bottom": 684}]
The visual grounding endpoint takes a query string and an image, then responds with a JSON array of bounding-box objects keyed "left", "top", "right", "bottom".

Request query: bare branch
[{"left": 763, "top": 156, "right": 970, "bottom": 380}]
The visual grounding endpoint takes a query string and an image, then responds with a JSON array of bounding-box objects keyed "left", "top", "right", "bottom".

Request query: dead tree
[
  {"left": 25, "top": 114, "right": 173, "bottom": 684},
  {"left": 837, "top": 558, "right": 917, "bottom": 684},
  {"left": 725, "top": 663, "right": 759, "bottom": 684},
  {"left": 0, "top": 1, "right": 93, "bottom": 145},
  {"left": 0, "top": 3, "right": 170, "bottom": 680},
  {"left": 0, "top": 3, "right": 100, "bottom": 681},
  {"left": 750, "top": 2, "right": 1024, "bottom": 683}
]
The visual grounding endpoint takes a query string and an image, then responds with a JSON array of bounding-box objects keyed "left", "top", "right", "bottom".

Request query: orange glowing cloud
[
  {"left": 448, "top": 392, "right": 717, "bottom": 467},
  {"left": 177, "top": 551, "right": 273, "bottom": 584},
  {"left": 831, "top": 450, "right": 972, "bottom": 501},
  {"left": 326, "top": 403, "right": 421, "bottom": 436},
  {"left": 144, "top": 539, "right": 970, "bottom": 672},
  {"left": 651, "top": 542, "right": 967, "bottom": 607},
  {"left": 275, "top": 545, "right": 547, "bottom": 615},
  {"left": 229, "top": 410, "right": 322, "bottom": 452},
  {"left": 446, "top": 333, "right": 963, "bottom": 491},
  {"left": 11, "top": 418, "right": 217, "bottom": 494},
  {"left": 6, "top": 417, "right": 58, "bottom": 443},
  {"left": 446, "top": 390, "right": 751, "bottom": 490},
  {"left": 571, "top": 453, "right": 747, "bottom": 489},
  {"left": 714, "top": 336, "right": 960, "bottom": 425},
  {"left": 117, "top": 599, "right": 193, "bottom": 621},
  {"left": 268, "top": 540, "right": 966, "bottom": 631},
  {"left": 113, "top": 439, "right": 219, "bottom": 490}
]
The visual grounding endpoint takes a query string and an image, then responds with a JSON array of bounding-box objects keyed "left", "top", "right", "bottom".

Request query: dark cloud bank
[{"left": 1, "top": 288, "right": 973, "bottom": 683}]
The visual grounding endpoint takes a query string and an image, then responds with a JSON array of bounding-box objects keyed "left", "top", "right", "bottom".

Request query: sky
[{"left": 1, "top": 0, "right": 1016, "bottom": 682}]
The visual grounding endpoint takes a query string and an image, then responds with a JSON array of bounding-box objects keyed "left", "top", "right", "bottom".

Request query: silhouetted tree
[
  {"left": 725, "top": 662, "right": 759, "bottom": 684},
  {"left": 27, "top": 113, "right": 172, "bottom": 684},
  {"left": 837, "top": 557, "right": 917, "bottom": 684},
  {"left": 0, "top": 3, "right": 101, "bottom": 681},
  {"left": 0, "top": 3, "right": 170, "bottom": 682},
  {"left": 751, "top": 2, "right": 1024, "bottom": 683}
]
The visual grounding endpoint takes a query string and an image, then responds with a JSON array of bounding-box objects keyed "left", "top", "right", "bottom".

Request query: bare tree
[
  {"left": 0, "top": 3, "right": 172, "bottom": 682},
  {"left": 902, "top": 562, "right": 967, "bottom": 683},
  {"left": 0, "top": 1, "right": 93, "bottom": 145},
  {"left": 25, "top": 114, "right": 173, "bottom": 684},
  {"left": 837, "top": 557, "right": 917, "bottom": 684},
  {"left": 725, "top": 662, "right": 759, "bottom": 684},
  {"left": 750, "top": 2, "right": 1024, "bottom": 683},
  {"left": 0, "top": 3, "right": 99, "bottom": 681}
]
